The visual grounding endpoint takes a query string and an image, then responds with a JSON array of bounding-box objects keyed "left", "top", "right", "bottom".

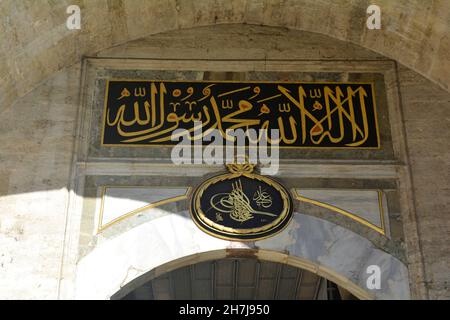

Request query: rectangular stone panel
[
  {"left": 293, "top": 188, "right": 389, "bottom": 235},
  {"left": 95, "top": 186, "right": 191, "bottom": 233}
]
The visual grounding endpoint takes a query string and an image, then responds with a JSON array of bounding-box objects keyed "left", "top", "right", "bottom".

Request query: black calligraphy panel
[
  {"left": 190, "top": 171, "right": 293, "bottom": 241},
  {"left": 102, "top": 80, "right": 380, "bottom": 148}
]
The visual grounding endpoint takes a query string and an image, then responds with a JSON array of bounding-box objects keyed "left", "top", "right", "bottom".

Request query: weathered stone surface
[
  {"left": 398, "top": 65, "right": 450, "bottom": 299},
  {"left": 0, "top": 64, "right": 80, "bottom": 299},
  {"left": 0, "top": 23, "right": 448, "bottom": 300},
  {"left": 0, "top": 0, "right": 450, "bottom": 115},
  {"left": 75, "top": 212, "right": 410, "bottom": 300}
]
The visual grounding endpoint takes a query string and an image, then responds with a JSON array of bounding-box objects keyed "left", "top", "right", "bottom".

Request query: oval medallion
[{"left": 190, "top": 163, "right": 293, "bottom": 241}]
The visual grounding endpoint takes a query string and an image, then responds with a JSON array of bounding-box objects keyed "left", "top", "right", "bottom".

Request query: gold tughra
[
  {"left": 209, "top": 179, "right": 276, "bottom": 223},
  {"left": 190, "top": 160, "right": 293, "bottom": 241}
]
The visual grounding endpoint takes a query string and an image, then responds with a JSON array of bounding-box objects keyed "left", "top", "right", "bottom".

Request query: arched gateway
[
  {"left": 50, "top": 24, "right": 425, "bottom": 300},
  {"left": 2, "top": 1, "right": 450, "bottom": 302},
  {"left": 74, "top": 211, "right": 409, "bottom": 299},
  {"left": 116, "top": 259, "right": 358, "bottom": 300}
]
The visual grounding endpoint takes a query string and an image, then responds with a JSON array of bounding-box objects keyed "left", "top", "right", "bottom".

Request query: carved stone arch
[
  {"left": 60, "top": 23, "right": 415, "bottom": 300},
  {"left": 74, "top": 212, "right": 409, "bottom": 300}
]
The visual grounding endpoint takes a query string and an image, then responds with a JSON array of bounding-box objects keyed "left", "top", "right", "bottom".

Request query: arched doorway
[
  {"left": 65, "top": 25, "right": 413, "bottom": 300},
  {"left": 115, "top": 258, "right": 357, "bottom": 300},
  {"left": 73, "top": 212, "right": 409, "bottom": 300}
]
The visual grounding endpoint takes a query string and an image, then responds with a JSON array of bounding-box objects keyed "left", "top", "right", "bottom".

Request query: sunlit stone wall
[{"left": 0, "top": 24, "right": 448, "bottom": 299}]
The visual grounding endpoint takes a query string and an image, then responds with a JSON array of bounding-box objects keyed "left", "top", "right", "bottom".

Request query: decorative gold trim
[
  {"left": 292, "top": 189, "right": 386, "bottom": 235},
  {"left": 100, "top": 79, "right": 381, "bottom": 150},
  {"left": 226, "top": 162, "right": 256, "bottom": 174},
  {"left": 378, "top": 190, "right": 386, "bottom": 235},
  {"left": 97, "top": 186, "right": 191, "bottom": 234}
]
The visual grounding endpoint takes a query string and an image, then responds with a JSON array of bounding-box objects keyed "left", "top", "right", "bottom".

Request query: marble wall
[
  {"left": 0, "top": 25, "right": 448, "bottom": 299},
  {"left": 75, "top": 211, "right": 410, "bottom": 300}
]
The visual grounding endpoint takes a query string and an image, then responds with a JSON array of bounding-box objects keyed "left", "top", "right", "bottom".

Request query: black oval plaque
[{"left": 190, "top": 163, "right": 293, "bottom": 241}]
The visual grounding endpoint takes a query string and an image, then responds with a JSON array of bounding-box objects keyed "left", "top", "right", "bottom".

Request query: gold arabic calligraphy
[
  {"left": 104, "top": 81, "right": 378, "bottom": 148},
  {"left": 253, "top": 186, "right": 273, "bottom": 209},
  {"left": 209, "top": 180, "right": 276, "bottom": 223}
]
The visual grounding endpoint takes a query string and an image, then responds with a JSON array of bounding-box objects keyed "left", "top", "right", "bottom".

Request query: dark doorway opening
[{"left": 118, "top": 258, "right": 357, "bottom": 300}]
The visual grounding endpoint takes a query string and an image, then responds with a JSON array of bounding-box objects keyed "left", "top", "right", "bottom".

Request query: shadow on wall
[{"left": 0, "top": 23, "right": 449, "bottom": 299}]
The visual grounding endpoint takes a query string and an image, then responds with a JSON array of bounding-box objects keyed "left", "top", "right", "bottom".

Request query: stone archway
[
  {"left": 114, "top": 258, "right": 358, "bottom": 300},
  {"left": 73, "top": 211, "right": 409, "bottom": 300},
  {"left": 1, "top": 4, "right": 449, "bottom": 301}
]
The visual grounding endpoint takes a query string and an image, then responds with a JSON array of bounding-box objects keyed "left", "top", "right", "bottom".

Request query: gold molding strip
[
  {"left": 292, "top": 189, "right": 386, "bottom": 235},
  {"left": 97, "top": 187, "right": 192, "bottom": 234}
]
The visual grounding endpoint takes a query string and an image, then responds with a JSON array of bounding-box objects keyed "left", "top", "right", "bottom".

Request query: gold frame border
[
  {"left": 97, "top": 186, "right": 192, "bottom": 234},
  {"left": 292, "top": 189, "right": 386, "bottom": 235},
  {"left": 189, "top": 171, "right": 293, "bottom": 241},
  {"left": 100, "top": 79, "right": 381, "bottom": 150}
]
